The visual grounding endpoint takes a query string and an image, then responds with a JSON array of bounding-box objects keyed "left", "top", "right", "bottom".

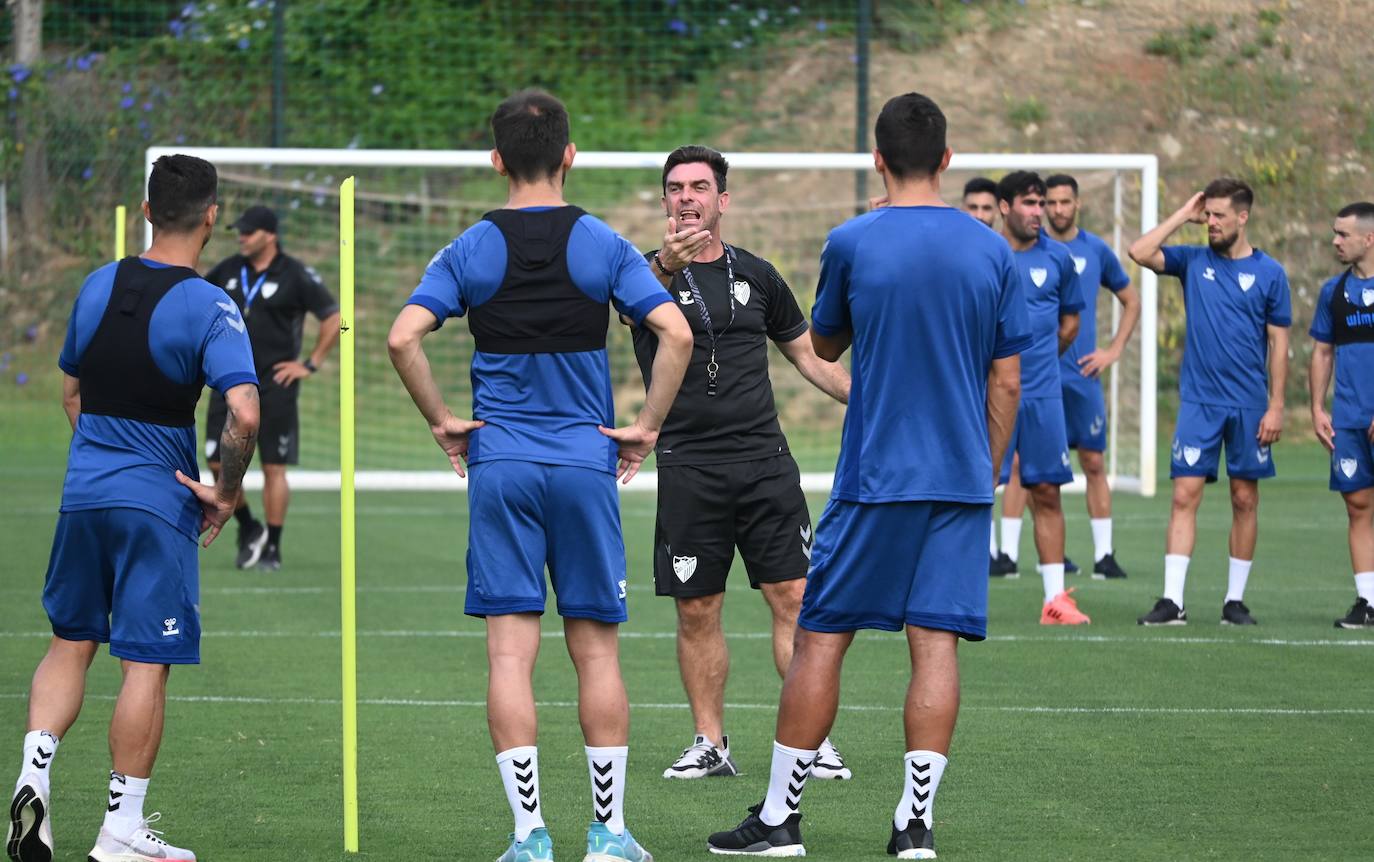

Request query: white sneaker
[
  {"left": 662, "top": 734, "right": 738, "bottom": 779},
  {"left": 87, "top": 814, "right": 196, "bottom": 862},
  {"left": 811, "top": 737, "right": 852, "bottom": 780},
  {"left": 6, "top": 777, "right": 53, "bottom": 862}
]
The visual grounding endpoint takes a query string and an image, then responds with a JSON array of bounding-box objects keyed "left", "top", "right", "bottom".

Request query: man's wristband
[
  {"left": 652, "top": 252, "right": 677, "bottom": 277},
  {"left": 302, "top": 357, "right": 318, "bottom": 374}
]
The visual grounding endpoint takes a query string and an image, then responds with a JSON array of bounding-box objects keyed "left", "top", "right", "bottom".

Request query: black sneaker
[
  {"left": 887, "top": 819, "right": 935, "bottom": 859},
  {"left": 989, "top": 552, "right": 1019, "bottom": 578},
  {"left": 1064, "top": 556, "right": 1081, "bottom": 575},
  {"left": 1138, "top": 597, "right": 1187, "bottom": 626},
  {"left": 1335, "top": 597, "right": 1374, "bottom": 629},
  {"left": 235, "top": 519, "right": 268, "bottom": 569},
  {"left": 256, "top": 543, "right": 282, "bottom": 572},
  {"left": 1091, "top": 552, "right": 1128, "bottom": 580},
  {"left": 707, "top": 804, "right": 804, "bottom": 856},
  {"left": 1221, "top": 600, "right": 1257, "bottom": 625}
]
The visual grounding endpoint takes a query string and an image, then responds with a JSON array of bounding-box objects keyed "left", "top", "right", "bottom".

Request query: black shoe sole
[{"left": 7, "top": 784, "right": 52, "bottom": 862}]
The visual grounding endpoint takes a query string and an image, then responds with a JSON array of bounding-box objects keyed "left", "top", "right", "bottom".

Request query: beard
[{"left": 1208, "top": 231, "right": 1238, "bottom": 253}]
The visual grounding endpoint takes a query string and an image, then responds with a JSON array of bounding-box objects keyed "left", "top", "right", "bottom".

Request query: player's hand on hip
[
  {"left": 271, "top": 360, "right": 312, "bottom": 386},
  {"left": 1077, "top": 347, "right": 1119, "bottom": 378},
  {"left": 1257, "top": 406, "right": 1284, "bottom": 445},
  {"left": 175, "top": 469, "right": 235, "bottom": 548},
  {"left": 659, "top": 216, "right": 711, "bottom": 272},
  {"left": 598, "top": 420, "right": 658, "bottom": 484},
  {"left": 430, "top": 415, "right": 485, "bottom": 478},
  {"left": 1311, "top": 409, "right": 1336, "bottom": 451}
]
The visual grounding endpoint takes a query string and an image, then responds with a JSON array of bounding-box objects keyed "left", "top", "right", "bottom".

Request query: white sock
[
  {"left": 496, "top": 746, "right": 544, "bottom": 843},
  {"left": 989, "top": 522, "right": 998, "bottom": 555},
  {"left": 1226, "top": 557, "right": 1253, "bottom": 602},
  {"left": 1164, "top": 554, "right": 1190, "bottom": 607},
  {"left": 759, "top": 741, "right": 816, "bottom": 827},
  {"left": 586, "top": 745, "right": 628, "bottom": 836},
  {"left": 894, "top": 750, "right": 947, "bottom": 830},
  {"left": 1039, "top": 563, "right": 1065, "bottom": 603},
  {"left": 102, "top": 771, "right": 148, "bottom": 837},
  {"left": 1001, "top": 517, "right": 1023, "bottom": 563},
  {"left": 1355, "top": 572, "right": 1374, "bottom": 603},
  {"left": 17, "top": 730, "right": 58, "bottom": 794},
  {"left": 1090, "top": 518, "right": 1113, "bottom": 562}
]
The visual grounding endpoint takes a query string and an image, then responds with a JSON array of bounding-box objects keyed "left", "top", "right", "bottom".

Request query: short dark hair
[
  {"left": 874, "top": 92, "right": 947, "bottom": 180},
  {"left": 662, "top": 145, "right": 729, "bottom": 194},
  {"left": 963, "top": 177, "right": 997, "bottom": 198},
  {"left": 146, "top": 154, "right": 217, "bottom": 234},
  {"left": 1203, "top": 177, "right": 1254, "bottom": 212},
  {"left": 996, "top": 170, "right": 1047, "bottom": 204},
  {"left": 1045, "top": 173, "right": 1079, "bottom": 196},
  {"left": 1337, "top": 201, "right": 1374, "bottom": 224},
  {"left": 490, "top": 89, "right": 570, "bottom": 183}
]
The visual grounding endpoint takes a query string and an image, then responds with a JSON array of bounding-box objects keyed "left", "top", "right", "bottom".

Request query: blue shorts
[
  {"left": 1170, "top": 401, "right": 1275, "bottom": 483},
  {"left": 798, "top": 500, "right": 991, "bottom": 641},
  {"left": 1331, "top": 428, "right": 1374, "bottom": 493},
  {"left": 465, "top": 460, "right": 628, "bottom": 623},
  {"left": 43, "top": 508, "right": 201, "bottom": 664},
  {"left": 1062, "top": 376, "right": 1108, "bottom": 452},
  {"left": 999, "top": 396, "right": 1073, "bottom": 486}
]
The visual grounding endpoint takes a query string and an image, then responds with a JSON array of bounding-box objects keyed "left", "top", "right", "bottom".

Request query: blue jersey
[
  {"left": 812, "top": 206, "right": 1031, "bottom": 504},
  {"left": 58, "top": 258, "right": 258, "bottom": 539},
  {"left": 407, "top": 208, "right": 671, "bottom": 474},
  {"left": 1056, "top": 229, "right": 1131, "bottom": 383},
  {"left": 1310, "top": 271, "right": 1374, "bottom": 429},
  {"left": 1013, "top": 236, "right": 1083, "bottom": 399},
  {"left": 1161, "top": 246, "right": 1292, "bottom": 409}
]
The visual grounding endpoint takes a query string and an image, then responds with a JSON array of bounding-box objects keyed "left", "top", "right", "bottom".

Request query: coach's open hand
[
  {"left": 658, "top": 216, "right": 712, "bottom": 272},
  {"left": 175, "top": 469, "right": 236, "bottom": 548},
  {"left": 271, "top": 359, "right": 313, "bottom": 385},
  {"left": 431, "top": 414, "right": 485, "bottom": 478},
  {"left": 599, "top": 420, "right": 659, "bottom": 484}
]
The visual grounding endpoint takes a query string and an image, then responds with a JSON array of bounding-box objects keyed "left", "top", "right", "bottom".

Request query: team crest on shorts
[
  {"left": 1238, "top": 273, "right": 1255, "bottom": 292},
  {"left": 1183, "top": 446, "right": 1201, "bottom": 466},
  {"left": 1073, "top": 256, "right": 1087, "bottom": 275},
  {"left": 673, "top": 555, "right": 697, "bottom": 583},
  {"left": 1029, "top": 267, "right": 1048, "bottom": 288},
  {"left": 1340, "top": 457, "right": 1358, "bottom": 479},
  {"left": 733, "top": 280, "right": 751, "bottom": 305}
]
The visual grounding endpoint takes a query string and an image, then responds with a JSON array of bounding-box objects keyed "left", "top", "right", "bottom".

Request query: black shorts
[
  {"left": 653, "top": 454, "right": 812, "bottom": 598},
  {"left": 205, "top": 379, "right": 298, "bottom": 466}
]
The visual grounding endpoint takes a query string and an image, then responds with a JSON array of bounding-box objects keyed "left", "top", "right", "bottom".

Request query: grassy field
[{"left": 2, "top": 400, "right": 1372, "bottom": 861}]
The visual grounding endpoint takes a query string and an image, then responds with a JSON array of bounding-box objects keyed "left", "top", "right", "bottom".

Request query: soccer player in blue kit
[
  {"left": 994, "top": 171, "right": 1092, "bottom": 625},
  {"left": 1309, "top": 201, "right": 1374, "bottom": 629},
  {"left": 386, "top": 90, "right": 692, "bottom": 862},
  {"left": 6, "top": 155, "right": 260, "bottom": 862},
  {"left": 1130, "top": 179, "right": 1291, "bottom": 626},
  {"left": 707, "top": 92, "right": 1028, "bottom": 858}
]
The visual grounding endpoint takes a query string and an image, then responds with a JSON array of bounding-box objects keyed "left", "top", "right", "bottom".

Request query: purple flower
[
  {"left": 181, "top": 3, "right": 197, "bottom": 17},
  {"left": 142, "top": 101, "right": 153, "bottom": 112},
  {"left": 24, "top": 325, "right": 38, "bottom": 341},
  {"left": 75, "top": 56, "right": 93, "bottom": 71},
  {"left": 120, "top": 96, "right": 135, "bottom": 109},
  {"left": 9, "top": 64, "right": 30, "bottom": 83},
  {"left": 816, "top": 19, "right": 827, "bottom": 32},
  {"left": 15, "top": 373, "right": 28, "bottom": 386},
  {"left": 6, "top": 88, "right": 16, "bottom": 101},
  {"left": 667, "top": 18, "right": 688, "bottom": 34},
  {"left": 169, "top": 19, "right": 185, "bottom": 36},
  {"left": 237, "top": 37, "right": 251, "bottom": 50},
  {"left": 81, "top": 166, "right": 93, "bottom": 180},
  {"left": 370, "top": 83, "right": 384, "bottom": 95},
  {"left": 121, "top": 82, "right": 132, "bottom": 93}
]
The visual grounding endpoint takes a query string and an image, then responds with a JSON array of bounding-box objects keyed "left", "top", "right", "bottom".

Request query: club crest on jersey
[
  {"left": 678, "top": 290, "right": 694, "bottom": 306},
  {"left": 1073, "top": 256, "right": 1088, "bottom": 275},
  {"left": 1363, "top": 288, "right": 1374, "bottom": 307},
  {"left": 1340, "top": 458, "right": 1358, "bottom": 479},
  {"left": 1029, "top": 267, "right": 1048, "bottom": 288},
  {"left": 733, "top": 280, "right": 751, "bottom": 306},
  {"left": 261, "top": 281, "right": 280, "bottom": 300},
  {"left": 225, "top": 277, "right": 239, "bottom": 292},
  {"left": 1238, "top": 273, "right": 1255, "bottom": 292},
  {"left": 1203, "top": 267, "right": 1216, "bottom": 281},
  {"left": 673, "top": 556, "right": 697, "bottom": 583}
]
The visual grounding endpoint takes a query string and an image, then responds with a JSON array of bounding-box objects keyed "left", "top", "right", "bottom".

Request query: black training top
[
  {"left": 631, "top": 244, "right": 808, "bottom": 466},
  {"left": 204, "top": 252, "right": 338, "bottom": 374}
]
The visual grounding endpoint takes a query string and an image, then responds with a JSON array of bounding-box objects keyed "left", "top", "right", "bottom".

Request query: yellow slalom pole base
[
  {"left": 114, "top": 205, "right": 126, "bottom": 261},
  {"left": 338, "top": 176, "right": 360, "bottom": 854}
]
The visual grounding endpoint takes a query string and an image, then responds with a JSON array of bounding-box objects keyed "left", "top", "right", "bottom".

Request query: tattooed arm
[{"left": 177, "top": 382, "right": 260, "bottom": 547}]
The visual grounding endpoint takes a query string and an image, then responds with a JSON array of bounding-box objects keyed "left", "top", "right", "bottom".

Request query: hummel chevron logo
[
  {"left": 595, "top": 793, "right": 614, "bottom": 811},
  {"left": 518, "top": 785, "right": 536, "bottom": 799},
  {"left": 912, "top": 803, "right": 927, "bottom": 820},
  {"left": 912, "top": 773, "right": 931, "bottom": 788},
  {"left": 108, "top": 790, "right": 124, "bottom": 812},
  {"left": 914, "top": 790, "right": 930, "bottom": 804},
  {"left": 521, "top": 800, "right": 538, "bottom": 813},
  {"left": 593, "top": 760, "right": 613, "bottom": 776},
  {"left": 31, "top": 746, "right": 52, "bottom": 770},
  {"left": 594, "top": 776, "right": 613, "bottom": 793},
  {"left": 111, "top": 771, "right": 128, "bottom": 784}
]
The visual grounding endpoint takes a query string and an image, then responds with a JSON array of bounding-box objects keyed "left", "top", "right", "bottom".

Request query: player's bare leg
[
  {"left": 673, "top": 594, "right": 727, "bottom": 745},
  {"left": 26, "top": 637, "right": 99, "bottom": 738},
  {"left": 1220, "top": 478, "right": 1260, "bottom": 624},
  {"left": 762, "top": 579, "right": 849, "bottom": 778},
  {"left": 1031, "top": 483, "right": 1089, "bottom": 623},
  {"left": 1140, "top": 476, "right": 1207, "bottom": 625},
  {"left": 1336, "top": 488, "right": 1374, "bottom": 628}
]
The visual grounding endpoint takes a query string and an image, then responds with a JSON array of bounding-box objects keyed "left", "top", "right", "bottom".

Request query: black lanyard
[{"left": 679, "top": 244, "right": 737, "bottom": 397}]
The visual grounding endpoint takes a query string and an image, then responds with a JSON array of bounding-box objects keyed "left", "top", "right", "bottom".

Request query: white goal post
[{"left": 146, "top": 147, "right": 1159, "bottom": 497}]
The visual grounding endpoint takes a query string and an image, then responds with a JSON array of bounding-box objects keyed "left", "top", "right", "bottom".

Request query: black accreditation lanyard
[
  {"left": 679, "top": 244, "right": 737, "bottom": 397},
  {"left": 240, "top": 265, "right": 269, "bottom": 314}
]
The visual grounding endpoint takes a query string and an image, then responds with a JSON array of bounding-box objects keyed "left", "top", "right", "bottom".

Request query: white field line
[
  {"left": 0, "top": 691, "right": 1367, "bottom": 717},
  {"left": 0, "top": 630, "right": 1370, "bottom": 647}
]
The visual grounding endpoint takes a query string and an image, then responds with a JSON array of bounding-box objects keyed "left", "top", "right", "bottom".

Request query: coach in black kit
[
  {"left": 204, "top": 205, "right": 340, "bottom": 571},
  {"left": 629, "top": 145, "right": 852, "bottom": 781}
]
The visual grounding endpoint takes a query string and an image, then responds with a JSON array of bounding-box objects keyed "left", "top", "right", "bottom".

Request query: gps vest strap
[{"left": 1330, "top": 268, "right": 1374, "bottom": 346}]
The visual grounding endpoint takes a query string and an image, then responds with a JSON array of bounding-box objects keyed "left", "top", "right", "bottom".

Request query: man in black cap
[{"left": 203, "top": 205, "right": 340, "bottom": 570}]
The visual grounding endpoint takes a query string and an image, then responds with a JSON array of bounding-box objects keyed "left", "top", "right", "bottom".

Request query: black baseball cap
[{"left": 231, "top": 205, "right": 278, "bottom": 234}]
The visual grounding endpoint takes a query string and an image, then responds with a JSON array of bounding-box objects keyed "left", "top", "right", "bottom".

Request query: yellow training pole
[
  {"left": 338, "top": 176, "right": 359, "bottom": 854},
  {"left": 114, "top": 205, "right": 126, "bottom": 260}
]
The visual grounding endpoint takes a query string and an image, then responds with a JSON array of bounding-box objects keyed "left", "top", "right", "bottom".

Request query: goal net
[{"left": 144, "top": 148, "right": 1159, "bottom": 496}]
